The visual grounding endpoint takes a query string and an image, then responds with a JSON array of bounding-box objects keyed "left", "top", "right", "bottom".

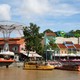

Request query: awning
[
  {"left": 53, "top": 53, "right": 67, "bottom": 56},
  {"left": 67, "top": 53, "right": 76, "bottom": 56},
  {"left": 21, "top": 51, "right": 42, "bottom": 57},
  {"left": 0, "top": 51, "right": 14, "bottom": 56},
  {"left": 28, "top": 53, "right": 42, "bottom": 57},
  {"left": 76, "top": 53, "right": 80, "bottom": 56},
  {"left": 53, "top": 53, "right": 77, "bottom": 57}
]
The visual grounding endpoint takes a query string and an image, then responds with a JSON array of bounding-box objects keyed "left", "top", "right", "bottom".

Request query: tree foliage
[
  {"left": 55, "top": 30, "right": 80, "bottom": 38},
  {"left": 23, "top": 23, "right": 43, "bottom": 54},
  {"left": 69, "top": 30, "right": 80, "bottom": 37},
  {"left": 49, "top": 39, "right": 58, "bottom": 50}
]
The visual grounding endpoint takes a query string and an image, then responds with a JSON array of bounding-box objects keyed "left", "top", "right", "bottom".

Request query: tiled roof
[
  {"left": 0, "top": 38, "right": 24, "bottom": 45},
  {"left": 58, "top": 44, "right": 67, "bottom": 49},
  {"left": 46, "top": 32, "right": 56, "bottom": 37},
  {"left": 67, "top": 46, "right": 75, "bottom": 49},
  {"left": 74, "top": 44, "right": 80, "bottom": 49},
  {"left": 65, "top": 41, "right": 73, "bottom": 44},
  {"left": 58, "top": 44, "right": 77, "bottom": 49}
]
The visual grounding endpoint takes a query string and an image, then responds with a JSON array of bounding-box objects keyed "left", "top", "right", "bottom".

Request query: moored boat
[
  {"left": 55, "top": 64, "right": 80, "bottom": 71},
  {"left": 60, "top": 59, "right": 80, "bottom": 65},
  {"left": 0, "top": 50, "right": 15, "bottom": 68},
  {"left": 23, "top": 61, "right": 55, "bottom": 70}
]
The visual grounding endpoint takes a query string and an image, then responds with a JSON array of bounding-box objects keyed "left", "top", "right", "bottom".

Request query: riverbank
[{"left": 9, "top": 61, "right": 24, "bottom": 68}]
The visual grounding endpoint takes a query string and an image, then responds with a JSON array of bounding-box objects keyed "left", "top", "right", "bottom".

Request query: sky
[{"left": 0, "top": 0, "right": 80, "bottom": 34}]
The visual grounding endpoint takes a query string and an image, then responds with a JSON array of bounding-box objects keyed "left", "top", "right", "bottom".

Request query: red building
[{"left": 0, "top": 37, "right": 25, "bottom": 54}]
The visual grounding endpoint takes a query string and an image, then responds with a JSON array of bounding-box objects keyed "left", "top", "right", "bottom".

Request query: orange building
[{"left": 57, "top": 41, "right": 80, "bottom": 54}]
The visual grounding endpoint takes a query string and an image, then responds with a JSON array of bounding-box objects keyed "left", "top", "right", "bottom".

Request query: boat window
[
  {"left": 0, "top": 55, "right": 4, "bottom": 58},
  {"left": 27, "top": 62, "right": 37, "bottom": 65}
]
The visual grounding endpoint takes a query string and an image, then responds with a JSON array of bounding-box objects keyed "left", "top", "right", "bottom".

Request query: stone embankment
[{"left": 9, "top": 61, "right": 24, "bottom": 68}]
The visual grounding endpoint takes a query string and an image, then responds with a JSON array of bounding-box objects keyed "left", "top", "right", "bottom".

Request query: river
[{"left": 0, "top": 67, "right": 80, "bottom": 80}]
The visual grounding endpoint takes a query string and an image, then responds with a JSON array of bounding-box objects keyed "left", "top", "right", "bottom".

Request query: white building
[{"left": 55, "top": 37, "right": 80, "bottom": 44}]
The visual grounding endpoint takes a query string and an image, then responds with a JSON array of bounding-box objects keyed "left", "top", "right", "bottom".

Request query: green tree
[
  {"left": 66, "top": 30, "right": 80, "bottom": 37},
  {"left": 23, "top": 23, "right": 43, "bottom": 55},
  {"left": 49, "top": 38, "right": 58, "bottom": 50},
  {"left": 74, "top": 30, "right": 80, "bottom": 37}
]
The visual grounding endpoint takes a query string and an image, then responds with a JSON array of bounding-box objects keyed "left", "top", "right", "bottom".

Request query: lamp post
[
  {"left": 50, "top": 49, "right": 54, "bottom": 61},
  {"left": 45, "top": 49, "right": 47, "bottom": 62},
  {"left": 54, "top": 50, "right": 55, "bottom": 61},
  {"left": 45, "top": 49, "right": 50, "bottom": 62},
  {"left": 46, "top": 48, "right": 54, "bottom": 61}
]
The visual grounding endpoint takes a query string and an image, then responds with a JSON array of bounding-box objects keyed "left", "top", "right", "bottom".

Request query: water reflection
[{"left": 0, "top": 67, "right": 80, "bottom": 80}]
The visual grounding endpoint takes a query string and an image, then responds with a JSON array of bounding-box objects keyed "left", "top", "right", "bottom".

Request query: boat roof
[
  {"left": 21, "top": 51, "right": 42, "bottom": 57},
  {"left": 0, "top": 51, "right": 14, "bottom": 56}
]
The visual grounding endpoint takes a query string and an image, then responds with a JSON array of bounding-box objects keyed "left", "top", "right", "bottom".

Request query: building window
[
  {"left": 12, "top": 46, "right": 18, "bottom": 52},
  {"left": 0, "top": 46, "right": 2, "bottom": 52},
  {"left": 57, "top": 51, "right": 58, "bottom": 53}
]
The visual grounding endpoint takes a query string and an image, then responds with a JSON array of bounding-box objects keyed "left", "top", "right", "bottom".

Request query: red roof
[
  {"left": 46, "top": 32, "right": 56, "bottom": 37},
  {"left": 67, "top": 46, "right": 75, "bottom": 49},
  {"left": 58, "top": 44, "right": 78, "bottom": 49},
  {"left": 65, "top": 41, "right": 73, "bottom": 44},
  {"left": 0, "top": 38, "right": 24, "bottom": 45},
  {"left": 74, "top": 44, "right": 80, "bottom": 49},
  {"left": 58, "top": 44, "right": 67, "bottom": 49}
]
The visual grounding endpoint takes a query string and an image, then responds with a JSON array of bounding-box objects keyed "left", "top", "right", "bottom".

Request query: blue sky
[{"left": 0, "top": 0, "right": 80, "bottom": 33}]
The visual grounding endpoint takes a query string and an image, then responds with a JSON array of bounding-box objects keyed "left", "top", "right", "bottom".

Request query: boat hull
[
  {"left": 56, "top": 64, "right": 80, "bottom": 71},
  {"left": 23, "top": 62, "right": 55, "bottom": 70},
  {"left": 24, "top": 65, "right": 54, "bottom": 70},
  {"left": 0, "top": 60, "right": 15, "bottom": 67}
]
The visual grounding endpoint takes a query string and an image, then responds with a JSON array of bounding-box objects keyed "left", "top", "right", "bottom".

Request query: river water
[{"left": 0, "top": 67, "right": 80, "bottom": 80}]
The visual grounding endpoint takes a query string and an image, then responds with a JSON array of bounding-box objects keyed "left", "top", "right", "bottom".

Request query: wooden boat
[
  {"left": 56, "top": 64, "right": 80, "bottom": 71},
  {"left": 0, "top": 51, "right": 15, "bottom": 68},
  {"left": 60, "top": 59, "right": 80, "bottom": 65},
  {"left": 47, "top": 60, "right": 62, "bottom": 67},
  {"left": 23, "top": 61, "right": 55, "bottom": 70}
]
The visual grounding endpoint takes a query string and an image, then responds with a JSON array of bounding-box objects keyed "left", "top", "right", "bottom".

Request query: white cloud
[
  {"left": 0, "top": 0, "right": 79, "bottom": 34},
  {"left": 1, "top": 0, "right": 79, "bottom": 21},
  {"left": 51, "top": 3, "right": 80, "bottom": 16},
  {"left": 17, "top": 0, "right": 50, "bottom": 19},
  {"left": 0, "top": 4, "right": 11, "bottom": 20},
  {"left": 11, "top": 0, "right": 80, "bottom": 19}
]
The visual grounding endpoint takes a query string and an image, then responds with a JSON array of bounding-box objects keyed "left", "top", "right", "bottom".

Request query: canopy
[
  {"left": 53, "top": 53, "right": 77, "bottom": 57},
  {"left": 0, "top": 51, "right": 14, "bottom": 56},
  {"left": 53, "top": 53, "right": 67, "bottom": 56},
  {"left": 21, "top": 51, "right": 42, "bottom": 57}
]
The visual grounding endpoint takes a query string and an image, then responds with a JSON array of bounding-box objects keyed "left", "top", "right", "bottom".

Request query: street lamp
[
  {"left": 50, "top": 49, "right": 54, "bottom": 61},
  {"left": 46, "top": 48, "right": 54, "bottom": 61}
]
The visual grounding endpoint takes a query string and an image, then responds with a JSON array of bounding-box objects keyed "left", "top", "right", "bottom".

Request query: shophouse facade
[{"left": 0, "top": 38, "right": 25, "bottom": 54}]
